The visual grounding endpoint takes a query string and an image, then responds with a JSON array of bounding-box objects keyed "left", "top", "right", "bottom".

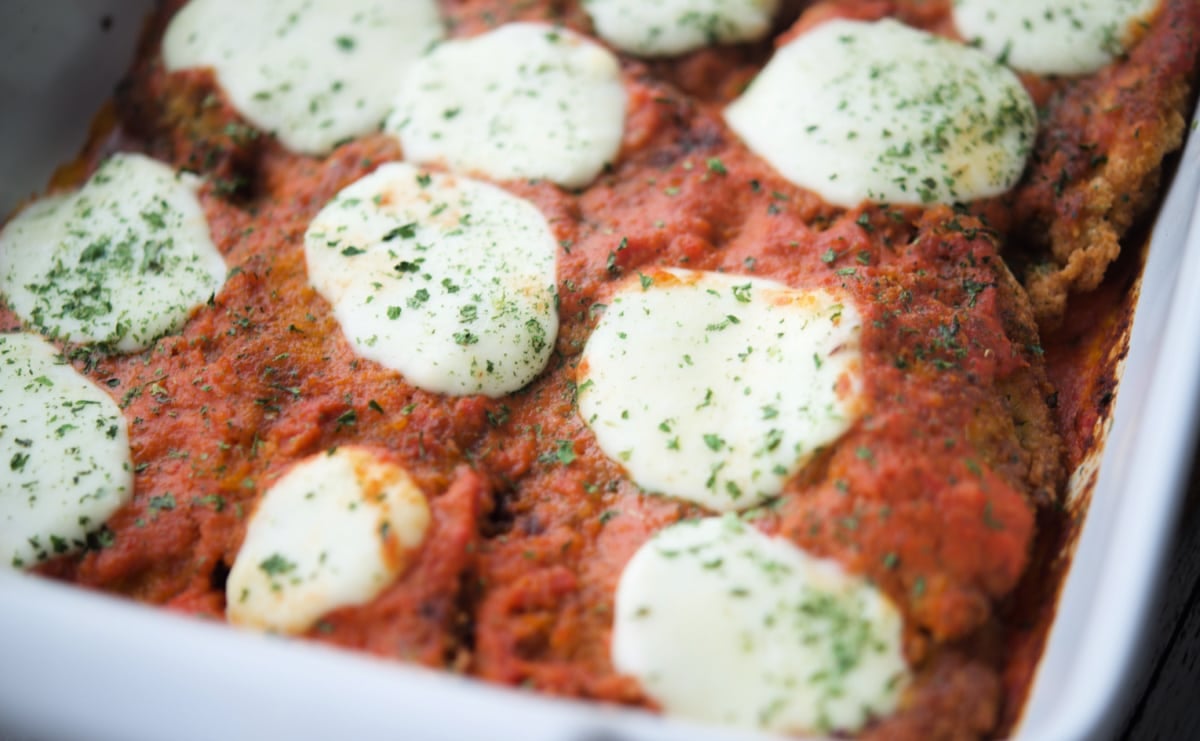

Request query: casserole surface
[{"left": 0, "top": 1, "right": 1195, "bottom": 738}]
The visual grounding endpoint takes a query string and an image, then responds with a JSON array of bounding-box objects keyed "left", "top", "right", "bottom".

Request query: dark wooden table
[{"left": 1118, "top": 452, "right": 1200, "bottom": 740}]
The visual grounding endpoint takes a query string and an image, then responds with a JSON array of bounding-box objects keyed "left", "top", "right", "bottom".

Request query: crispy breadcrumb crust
[{"left": 1011, "top": 0, "right": 1200, "bottom": 326}]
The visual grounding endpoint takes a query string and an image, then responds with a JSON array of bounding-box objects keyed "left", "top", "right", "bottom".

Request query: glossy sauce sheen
[{"left": 1, "top": 0, "right": 1197, "bottom": 738}]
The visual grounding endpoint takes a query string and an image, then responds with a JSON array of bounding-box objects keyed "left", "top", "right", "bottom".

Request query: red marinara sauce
[{"left": 4, "top": 0, "right": 1196, "bottom": 738}]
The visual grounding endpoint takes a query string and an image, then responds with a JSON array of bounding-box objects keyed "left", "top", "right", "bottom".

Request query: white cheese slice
[
  {"left": 0, "top": 152, "right": 226, "bottom": 352},
  {"left": 386, "top": 23, "right": 625, "bottom": 189},
  {"left": 226, "top": 446, "right": 431, "bottom": 635},
  {"left": 578, "top": 269, "right": 863, "bottom": 512},
  {"left": 613, "top": 516, "right": 909, "bottom": 734},
  {"left": 0, "top": 332, "right": 133, "bottom": 569},
  {"left": 163, "top": 0, "right": 444, "bottom": 155},
  {"left": 953, "top": 0, "right": 1159, "bottom": 76},
  {"left": 724, "top": 18, "right": 1037, "bottom": 207},
  {"left": 304, "top": 162, "right": 559, "bottom": 397},
  {"left": 582, "top": 0, "right": 780, "bottom": 57}
]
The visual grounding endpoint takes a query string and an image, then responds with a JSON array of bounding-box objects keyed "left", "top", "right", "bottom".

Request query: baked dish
[{"left": 1, "top": 0, "right": 1197, "bottom": 738}]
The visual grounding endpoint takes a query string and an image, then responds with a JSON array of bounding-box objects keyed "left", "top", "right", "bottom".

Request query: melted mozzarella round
[
  {"left": 953, "top": 0, "right": 1159, "bottom": 76},
  {"left": 724, "top": 19, "right": 1037, "bottom": 207},
  {"left": 0, "top": 153, "right": 226, "bottom": 352},
  {"left": 163, "top": 0, "right": 443, "bottom": 155},
  {"left": 613, "top": 516, "right": 909, "bottom": 734},
  {"left": 578, "top": 269, "right": 862, "bottom": 512},
  {"left": 226, "top": 446, "right": 430, "bottom": 635},
  {"left": 582, "top": 0, "right": 780, "bottom": 57},
  {"left": 0, "top": 333, "right": 132, "bottom": 569},
  {"left": 386, "top": 23, "right": 625, "bottom": 189},
  {"left": 304, "top": 163, "right": 559, "bottom": 397}
]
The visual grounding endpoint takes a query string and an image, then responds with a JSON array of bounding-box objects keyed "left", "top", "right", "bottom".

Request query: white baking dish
[{"left": 1, "top": 2, "right": 1198, "bottom": 739}]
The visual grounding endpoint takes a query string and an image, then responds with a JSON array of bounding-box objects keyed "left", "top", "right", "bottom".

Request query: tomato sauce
[{"left": 3, "top": 0, "right": 1196, "bottom": 738}]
